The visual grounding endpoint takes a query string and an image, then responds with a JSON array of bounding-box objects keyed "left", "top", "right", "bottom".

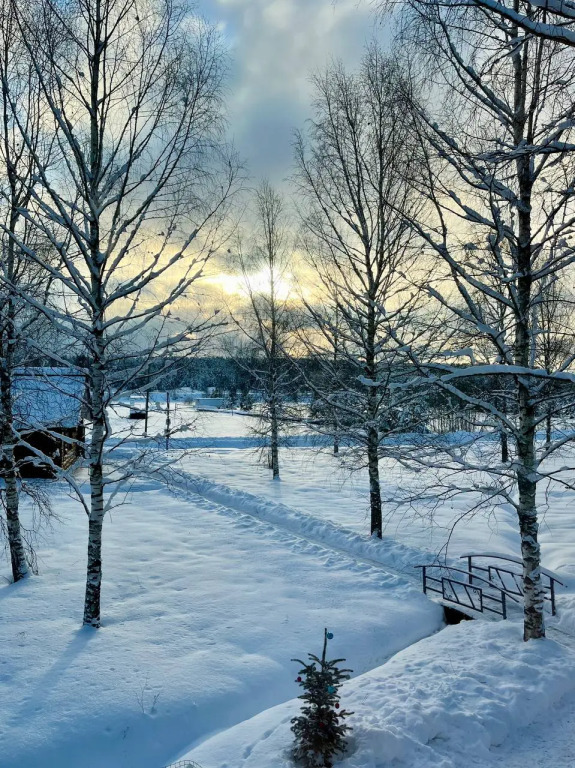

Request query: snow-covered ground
[
  {"left": 181, "top": 620, "right": 575, "bottom": 768},
  {"left": 114, "top": 407, "right": 574, "bottom": 572},
  {"left": 2, "top": 406, "right": 575, "bottom": 768},
  {"left": 121, "top": 408, "right": 574, "bottom": 580},
  {"left": 0, "top": 476, "right": 441, "bottom": 768}
]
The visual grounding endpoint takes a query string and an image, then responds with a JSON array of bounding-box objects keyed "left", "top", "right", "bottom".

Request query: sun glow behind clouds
[{"left": 204, "top": 269, "right": 296, "bottom": 301}]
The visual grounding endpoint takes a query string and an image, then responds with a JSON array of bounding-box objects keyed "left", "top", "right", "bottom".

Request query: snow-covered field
[
  {"left": 114, "top": 407, "right": 575, "bottom": 577},
  {"left": 2, "top": 407, "right": 575, "bottom": 768},
  {"left": 182, "top": 620, "right": 575, "bottom": 768}
]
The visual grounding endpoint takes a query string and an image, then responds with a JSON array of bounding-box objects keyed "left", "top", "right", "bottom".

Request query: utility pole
[
  {"left": 165, "top": 391, "right": 171, "bottom": 451},
  {"left": 144, "top": 390, "right": 150, "bottom": 437}
]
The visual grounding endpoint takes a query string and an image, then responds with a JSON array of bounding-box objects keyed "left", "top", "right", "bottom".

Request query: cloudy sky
[{"left": 195, "top": 0, "right": 384, "bottom": 187}]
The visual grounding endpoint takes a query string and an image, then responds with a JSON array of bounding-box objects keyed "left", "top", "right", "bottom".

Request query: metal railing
[
  {"left": 164, "top": 761, "right": 204, "bottom": 768},
  {"left": 416, "top": 554, "right": 566, "bottom": 619},
  {"left": 461, "top": 554, "right": 565, "bottom": 616},
  {"left": 415, "top": 564, "right": 522, "bottom": 618}
]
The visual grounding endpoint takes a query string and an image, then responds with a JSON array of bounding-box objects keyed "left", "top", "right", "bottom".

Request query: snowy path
[
  {"left": 0, "top": 479, "right": 442, "bottom": 768},
  {"left": 166, "top": 468, "right": 425, "bottom": 581},
  {"left": 163, "top": 466, "right": 538, "bottom": 627},
  {"left": 178, "top": 468, "right": 575, "bottom": 643},
  {"left": 171, "top": 470, "right": 575, "bottom": 768}
]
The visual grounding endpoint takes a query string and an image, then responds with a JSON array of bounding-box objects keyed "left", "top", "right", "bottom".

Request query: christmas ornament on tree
[{"left": 290, "top": 628, "right": 353, "bottom": 767}]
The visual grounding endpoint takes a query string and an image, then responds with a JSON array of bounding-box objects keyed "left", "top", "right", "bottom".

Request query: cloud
[{"left": 195, "top": 0, "right": 380, "bottom": 185}]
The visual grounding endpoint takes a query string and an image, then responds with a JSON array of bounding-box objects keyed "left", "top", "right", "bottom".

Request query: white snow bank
[
  {"left": 0, "top": 481, "right": 442, "bottom": 768},
  {"left": 181, "top": 620, "right": 575, "bottom": 768},
  {"left": 169, "top": 469, "right": 430, "bottom": 578},
  {"left": 168, "top": 469, "right": 573, "bottom": 629}
]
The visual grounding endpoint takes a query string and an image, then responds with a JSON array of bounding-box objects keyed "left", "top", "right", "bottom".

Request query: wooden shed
[{"left": 13, "top": 368, "right": 86, "bottom": 478}]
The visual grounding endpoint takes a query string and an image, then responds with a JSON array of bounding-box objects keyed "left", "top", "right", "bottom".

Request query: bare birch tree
[
  {"left": 378, "top": 0, "right": 575, "bottom": 47},
  {"left": 228, "top": 181, "right": 295, "bottom": 479},
  {"left": 0, "top": 0, "right": 58, "bottom": 581},
  {"left": 8, "top": 0, "right": 238, "bottom": 626},
  {"left": 388, "top": 0, "right": 575, "bottom": 639},
  {"left": 295, "top": 47, "right": 421, "bottom": 537}
]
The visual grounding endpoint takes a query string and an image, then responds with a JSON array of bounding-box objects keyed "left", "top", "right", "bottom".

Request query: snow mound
[
  {"left": 181, "top": 620, "right": 575, "bottom": 768},
  {"left": 173, "top": 470, "right": 430, "bottom": 577}
]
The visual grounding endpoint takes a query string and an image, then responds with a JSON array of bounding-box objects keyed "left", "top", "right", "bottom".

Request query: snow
[
  {"left": 0, "top": 475, "right": 441, "bottom": 768},
  {"left": 3, "top": 407, "right": 575, "bottom": 767},
  {"left": 136, "top": 411, "right": 574, "bottom": 579},
  {"left": 13, "top": 367, "right": 84, "bottom": 429},
  {"left": 181, "top": 621, "right": 575, "bottom": 768}
]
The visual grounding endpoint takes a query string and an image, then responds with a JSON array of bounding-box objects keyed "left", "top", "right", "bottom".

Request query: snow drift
[{"left": 181, "top": 620, "right": 575, "bottom": 768}]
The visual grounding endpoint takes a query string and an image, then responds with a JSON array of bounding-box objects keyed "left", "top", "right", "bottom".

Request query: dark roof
[{"left": 13, "top": 368, "right": 84, "bottom": 429}]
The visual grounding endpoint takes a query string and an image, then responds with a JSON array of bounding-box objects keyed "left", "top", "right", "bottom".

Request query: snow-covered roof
[{"left": 13, "top": 368, "right": 85, "bottom": 429}]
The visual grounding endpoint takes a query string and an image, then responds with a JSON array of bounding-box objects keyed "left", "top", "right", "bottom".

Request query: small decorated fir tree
[{"left": 291, "top": 629, "right": 353, "bottom": 767}]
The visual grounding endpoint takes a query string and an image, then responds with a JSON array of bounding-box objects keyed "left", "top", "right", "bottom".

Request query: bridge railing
[
  {"left": 461, "top": 554, "right": 565, "bottom": 616},
  {"left": 414, "top": 564, "right": 520, "bottom": 618}
]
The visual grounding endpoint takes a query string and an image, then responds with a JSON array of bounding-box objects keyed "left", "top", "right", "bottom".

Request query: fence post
[
  {"left": 468, "top": 555, "right": 473, "bottom": 585},
  {"left": 501, "top": 591, "right": 507, "bottom": 620},
  {"left": 550, "top": 578, "right": 557, "bottom": 616},
  {"left": 422, "top": 566, "right": 427, "bottom": 594}
]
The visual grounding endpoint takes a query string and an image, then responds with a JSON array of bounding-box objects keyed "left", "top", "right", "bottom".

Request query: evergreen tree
[{"left": 291, "top": 629, "right": 353, "bottom": 767}]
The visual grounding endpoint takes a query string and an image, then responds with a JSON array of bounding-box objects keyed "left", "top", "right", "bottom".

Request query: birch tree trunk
[
  {"left": 269, "top": 396, "right": 280, "bottom": 479},
  {"left": 269, "top": 274, "right": 280, "bottom": 480},
  {"left": 367, "top": 425, "right": 382, "bottom": 537},
  {"left": 0, "top": 20, "right": 32, "bottom": 581},
  {"left": 83, "top": 513, "right": 104, "bottom": 626},
  {"left": 82, "top": 306, "right": 107, "bottom": 626},
  {"left": 0, "top": 354, "right": 28, "bottom": 582},
  {"left": 332, "top": 314, "right": 341, "bottom": 457},
  {"left": 0, "top": 223, "right": 28, "bottom": 582},
  {"left": 500, "top": 429, "right": 509, "bottom": 464},
  {"left": 366, "top": 302, "right": 382, "bottom": 538},
  {"left": 83, "top": 10, "right": 106, "bottom": 626},
  {"left": 83, "top": 354, "right": 106, "bottom": 627},
  {"left": 512, "top": 27, "right": 545, "bottom": 640},
  {"left": 499, "top": 395, "right": 509, "bottom": 463}
]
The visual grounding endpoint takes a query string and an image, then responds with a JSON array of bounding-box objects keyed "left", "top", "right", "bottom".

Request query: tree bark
[
  {"left": 269, "top": 234, "right": 280, "bottom": 480},
  {"left": 0, "top": 229, "right": 28, "bottom": 582},
  {"left": 83, "top": 393, "right": 105, "bottom": 627},
  {"left": 1, "top": 47, "right": 30, "bottom": 580},
  {"left": 366, "top": 279, "right": 382, "bottom": 537},
  {"left": 83, "top": 0, "right": 105, "bottom": 628},
  {"left": 500, "top": 430, "right": 509, "bottom": 463},
  {"left": 270, "top": 397, "right": 280, "bottom": 479},
  {"left": 499, "top": 396, "right": 509, "bottom": 463},
  {"left": 83, "top": 514, "right": 104, "bottom": 627},
  {"left": 367, "top": 425, "right": 382, "bottom": 537},
  {"left": 512, "top": 31, "right": 545, "bottom": 640},
  {"left": 4, "top": 448, "right": 27, "bottom": 582},
  {"left": 517, "top": 445, "right": 545, "bottom": 640}
]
